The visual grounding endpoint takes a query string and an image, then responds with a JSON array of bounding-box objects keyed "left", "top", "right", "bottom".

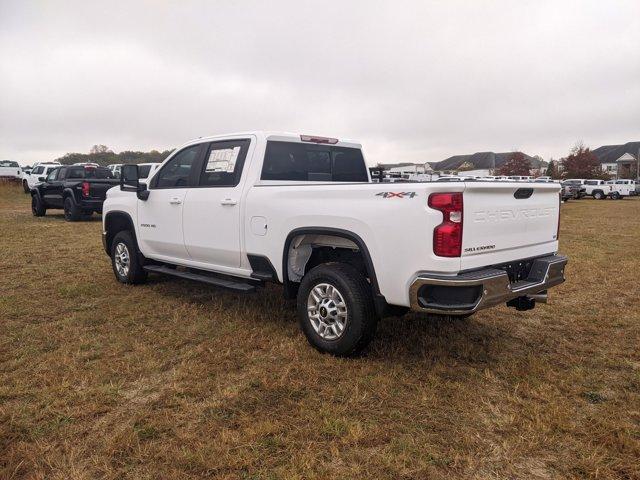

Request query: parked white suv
[
  {"left": 22, "top": 163, "right": 61, "bottom": 193},
  {"left": 103, "top": 132, "right": 567, "bottom": 355}
]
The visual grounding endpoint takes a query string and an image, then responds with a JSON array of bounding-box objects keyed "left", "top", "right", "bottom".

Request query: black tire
[
  {"left": 23, "top": 180, "right": 30, "bottom": 194},
  {"left": 593, "top": 191, "right": 604, "bottom": 200},
  {"left": 297, "top": 262, "right": 377, "bottom": 356},
  {"left": 31, "top": 195, "right": 46, "bottom": 217},
  {"left": 63, "top": 197, "right": 82, "bottom": 221},
  {"left": 611, "top": 191, "right": 621, "bottom": 200},
  {"left": 111, "top": 231, "right": 148, "bottom": 284}
]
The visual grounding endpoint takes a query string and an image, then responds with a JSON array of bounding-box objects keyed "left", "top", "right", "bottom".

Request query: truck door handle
[
  {"left": 220, "top": 198, "right": 238, "bottom": 206},
  {"left": 169, "top": 197, "right": 182, "bottom": 205}
]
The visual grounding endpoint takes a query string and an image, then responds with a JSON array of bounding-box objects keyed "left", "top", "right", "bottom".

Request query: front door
[
  {"left": 41, "top": 167, "right": 64, "bottom": 207},
  {"left": 137, "top": 144, "right": 202, "bottom": 261},
  {"left": 182, "top": 138, "right": 252, "bottom": 268}
]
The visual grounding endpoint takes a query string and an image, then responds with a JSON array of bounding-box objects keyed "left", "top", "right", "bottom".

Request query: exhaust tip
[{"left": 528, "top": 292, "right": 548, "bottom": 304}]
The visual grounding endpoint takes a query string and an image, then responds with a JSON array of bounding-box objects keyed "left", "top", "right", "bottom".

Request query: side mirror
[{"left": 120, "top": 164, "right": 149, "bottom": 200}]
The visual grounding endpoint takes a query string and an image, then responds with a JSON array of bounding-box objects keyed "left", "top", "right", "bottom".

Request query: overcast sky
[{"left": 1, "top": 0, "right": 639, "bottom": 166}]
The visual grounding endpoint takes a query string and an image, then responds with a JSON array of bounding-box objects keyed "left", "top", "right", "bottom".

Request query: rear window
[
  {"left": 67, "top": 167, "right": 113, "bottom": 179},
  {"left": 0, "top": 160, "right": 19, "bottom": 167},
  {"left": 261, "top": 141, "right": 368, "bottom": 182}
]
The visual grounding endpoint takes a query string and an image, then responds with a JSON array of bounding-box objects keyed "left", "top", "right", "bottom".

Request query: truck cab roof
[{"left": 180, "top": 132, "right": 362, "bottom": 150}]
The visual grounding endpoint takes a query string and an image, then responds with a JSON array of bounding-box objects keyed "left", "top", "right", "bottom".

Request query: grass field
[{"left": 1, "top": 181, "right": 639, "bottom": 479}]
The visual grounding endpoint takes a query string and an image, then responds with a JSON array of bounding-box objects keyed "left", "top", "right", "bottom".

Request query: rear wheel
[
  {"left": 593, "top": 191, "right": 604, "bottom": 200},
  {"left": 31, "top": 195, "right": 45, "bottom": 216},
  {"left": 111, "top": 231, "right": 147, "bottom": 284},
  {"left": 63, "top": 197, "right": 81, "bottom": 221},
  {"left": 611, "top": 191, "right": 621, "bottom": 200},
  {"left": 297, "top": 263, "right": 377, "bottom": 356}
]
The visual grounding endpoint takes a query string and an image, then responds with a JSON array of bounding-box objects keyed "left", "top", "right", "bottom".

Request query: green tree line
[{"left": 54, "top": 145, "right": 174, "bottom": 167}]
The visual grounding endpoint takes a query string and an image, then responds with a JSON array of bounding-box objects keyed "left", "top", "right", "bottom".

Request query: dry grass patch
[{"left": 1, "top": 182, "right": 639, "bottom": 479}]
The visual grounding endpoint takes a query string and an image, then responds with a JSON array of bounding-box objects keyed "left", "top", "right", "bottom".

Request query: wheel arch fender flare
[
  {"left": 104, "top": 210, "right": 139, "bottom": 256},
  {"left": 281, "top": 226, "right": 381, "bottom": 297},
  {"left": 62, "top": 187, "right": 78, "bottom": 204}
]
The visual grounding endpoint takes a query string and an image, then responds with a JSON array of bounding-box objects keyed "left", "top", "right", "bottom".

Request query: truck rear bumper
[{"left": 409, "top": 254, "right": 568, "bottom": 315}]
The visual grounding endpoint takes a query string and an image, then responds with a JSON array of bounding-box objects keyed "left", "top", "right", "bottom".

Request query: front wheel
[
  {"left": 111, "top": 231, "right": 148, "bottom": 284},
  {"left": 593, "top": 191, "right": 604, "bottom": 200},
  {"left": 610, "top": 192, "right": 621, "bottom": 200},
  {"left": 297, "top": 263, "right": 377, "bottom": 356},
  {"left": 23, "top": 180, "right": 30, "bottom": 194}
]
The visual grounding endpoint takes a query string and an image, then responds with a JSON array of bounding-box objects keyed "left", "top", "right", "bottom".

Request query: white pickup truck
[
  {"left": 0, "top": 160, "right": 22, "bottom": 180},
  {"left": 565, "top": 179, "right": 620, "bottom": 200},
  {"left": 605, "top": 180, "right": 634, "bottom": 198},
  {"left": 102, "top": 132, "right": 567, "bottom": 356}
]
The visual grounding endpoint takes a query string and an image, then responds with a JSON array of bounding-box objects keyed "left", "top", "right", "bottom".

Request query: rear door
[
  {"left": 460, "top": 182, "right": 560, "bottom": 270},
  {"left": 137, "top": 144, "right": 203, "bottom": 261},
  {"left": 182, "top": 138, "right": 252, "bottom": 268}
]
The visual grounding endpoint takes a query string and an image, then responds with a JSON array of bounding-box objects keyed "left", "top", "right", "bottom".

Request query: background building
[{"left": 592, "top": 142, "right": 640, "bottom": 179}]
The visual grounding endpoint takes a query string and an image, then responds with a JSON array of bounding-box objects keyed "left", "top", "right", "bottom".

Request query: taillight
[
  {"left": 82, "top": 181, "right": 90, "bottom": 197},
  {"left": 428, "top": 192, "right": 463, "bottom": 257}
]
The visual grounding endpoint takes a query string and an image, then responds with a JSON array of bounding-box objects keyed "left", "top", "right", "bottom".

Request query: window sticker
[{"left": 206, "top": 146, "right": 240, "bottom": 173}]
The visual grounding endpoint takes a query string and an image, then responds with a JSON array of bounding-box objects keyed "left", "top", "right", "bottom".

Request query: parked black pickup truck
[{"left": 31, "top": 165, "right": 118, "bottom": 221}]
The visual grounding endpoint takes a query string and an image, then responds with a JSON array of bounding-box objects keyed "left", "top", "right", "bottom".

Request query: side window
[
  {"left": 199, "top": 140, "right": 250, "bottom": 187},
  {"left": 155, "top": 145, "right": 200, "bottom": 188},
  {"left": 57, "top": 167, "right": 68, "bottom": 180},
  {"left": 261, "top": 141, "right": 368, "bottom": 182},
  {"left": 332, "top": 147, "right": 368, "bottom": 182},
  {"left": 46, "top": 168, "right": 59, "bottom": 182},
  {"left": 67, "top": 167, "right": 84, "bottom": 179},
  {"left": 32, "top": 166, "right": 44, "bottom": 175}
]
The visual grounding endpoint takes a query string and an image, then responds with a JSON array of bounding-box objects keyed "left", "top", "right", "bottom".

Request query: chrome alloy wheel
[
  {"left": 307, "top": 283, "right": 348, "bottom": 340},
  {"left": 114, "top": 242, "right": 130, "bottom": 278}
]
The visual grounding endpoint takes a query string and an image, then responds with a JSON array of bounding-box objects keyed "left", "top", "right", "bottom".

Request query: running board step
[{"left": 143, "top": 265, "right": 257, "bottom": 292}]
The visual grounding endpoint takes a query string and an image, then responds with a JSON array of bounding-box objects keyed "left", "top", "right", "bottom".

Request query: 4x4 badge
[{"left": 375, "top": 192, "right": 417, "bottom": 199}]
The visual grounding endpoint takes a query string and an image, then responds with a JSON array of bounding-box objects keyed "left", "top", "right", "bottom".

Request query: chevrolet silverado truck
[
  {"left": 31, "top": 165, "right": 118, "bottom": 220},
  {"left": 102, "top": 132, "right": 567, "bottom": 356}
]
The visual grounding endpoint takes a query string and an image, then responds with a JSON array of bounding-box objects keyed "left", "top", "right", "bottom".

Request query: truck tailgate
[
  {"left": 86, "top": 180, "right": 119, "bottom": 200},
  {"left": 460, "top": 182, "right": 560, "bottom": 270}
]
